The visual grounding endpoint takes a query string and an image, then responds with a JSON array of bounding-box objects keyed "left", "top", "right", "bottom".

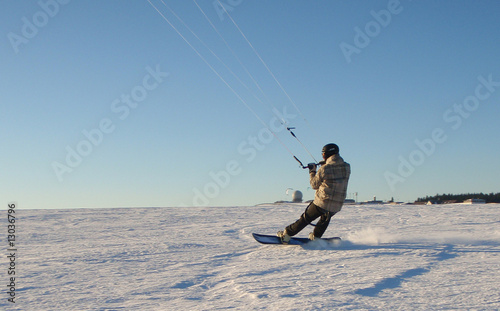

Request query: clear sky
[{"left": 2, "top": 0, "right": 499, "bottom": 209}]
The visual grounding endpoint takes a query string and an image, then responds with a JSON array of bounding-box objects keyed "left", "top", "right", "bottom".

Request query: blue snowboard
[{"left": 252, "top": 233, "right": 341, "bottom": 245}]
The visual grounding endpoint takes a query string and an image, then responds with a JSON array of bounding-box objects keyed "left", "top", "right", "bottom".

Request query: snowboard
[{"left": 252, "top": 233, "right": 341, "bottom": 245}]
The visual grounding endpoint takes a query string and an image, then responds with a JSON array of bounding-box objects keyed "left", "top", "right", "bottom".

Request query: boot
[
  {"left": 308, "top": 232, "right": 316, "bottom": 241},
  {"left": 277, "top": 229, "right": 291, "bottom": 244}
]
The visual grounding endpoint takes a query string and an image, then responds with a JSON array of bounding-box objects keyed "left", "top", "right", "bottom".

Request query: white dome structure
[{"left": 292, "top": 190, "right": 303, "bottom": 203}]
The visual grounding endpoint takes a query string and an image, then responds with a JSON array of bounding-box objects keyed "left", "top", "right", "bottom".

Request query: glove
[{"left": 307, "top": 163, "right": 317, "bottom": 173}]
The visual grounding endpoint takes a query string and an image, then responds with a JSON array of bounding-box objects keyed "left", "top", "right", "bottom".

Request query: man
[{"left": 277, "top": 143, "right": 351, "bottom": 243}]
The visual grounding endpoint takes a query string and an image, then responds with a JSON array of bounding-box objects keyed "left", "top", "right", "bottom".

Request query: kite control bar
[{"left": 294, "top": 156, "right": 325, "bottom": 169}]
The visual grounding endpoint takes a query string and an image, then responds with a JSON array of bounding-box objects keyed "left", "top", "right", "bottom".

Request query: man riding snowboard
[{"left": 278, "top": 143, "right": 351, "bottom": 243}]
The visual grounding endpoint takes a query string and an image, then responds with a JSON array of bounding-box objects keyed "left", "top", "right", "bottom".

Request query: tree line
[{"left": 416, "top": 192, "right": 500, "bottom": 203}]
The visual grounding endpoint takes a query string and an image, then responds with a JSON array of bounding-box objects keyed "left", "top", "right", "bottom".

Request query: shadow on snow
[
  {"left": 354, "top": 244, "right": 458, "bottom": 297},
  {"left": 299, "top": 240, "right": 499, "bottom": 297}
]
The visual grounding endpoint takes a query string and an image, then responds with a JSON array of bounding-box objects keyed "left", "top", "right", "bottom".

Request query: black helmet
[{"left": 322, "top": 143, "right": 339, "bottom": 158}]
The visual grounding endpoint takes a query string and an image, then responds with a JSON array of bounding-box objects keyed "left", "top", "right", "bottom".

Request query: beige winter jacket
[{"left": 310, "top": 154, "right": 351, "bottom": 213}]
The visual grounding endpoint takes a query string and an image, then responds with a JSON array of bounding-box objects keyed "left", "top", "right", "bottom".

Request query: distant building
[
  {"left": 292, "top": 190, "right": 303, "bottom": 203},
  {"left": 364, "top": 196, "right": 384, "bottom": 204},
  {"left": 463, "top": 198, "right": 486, "bottom": 204},
  {"left": 413, "top": 201, "right": 427, "bottom": 205},
  {"left": 344, "top": 199, "right": 356, "bottom": 205}
]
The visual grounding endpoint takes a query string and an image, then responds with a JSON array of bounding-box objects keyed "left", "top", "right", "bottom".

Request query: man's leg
[
  {"left": 312, "top": 211, "right": 335, "bottom": 238},
  {"left": 285, "top": 203, "right": 324, "bottom": 236}
]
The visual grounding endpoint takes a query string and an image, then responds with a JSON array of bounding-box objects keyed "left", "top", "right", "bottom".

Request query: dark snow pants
[{"left": 285, "top": 202, "right": 336, "bottom": 238}]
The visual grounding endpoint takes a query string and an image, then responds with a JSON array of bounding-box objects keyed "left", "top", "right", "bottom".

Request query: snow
[{"left": 5, "top": 203, "right": 500, "bottom": 310}]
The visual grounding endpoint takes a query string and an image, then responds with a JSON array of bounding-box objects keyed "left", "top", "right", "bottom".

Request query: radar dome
[{"left": 292, "top": 190, "right": 303, "bottom": 203}]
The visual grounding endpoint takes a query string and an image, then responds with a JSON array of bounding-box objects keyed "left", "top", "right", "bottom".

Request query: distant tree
[{"left": 415, "top": 192, "right": 500, "bottom": 203}]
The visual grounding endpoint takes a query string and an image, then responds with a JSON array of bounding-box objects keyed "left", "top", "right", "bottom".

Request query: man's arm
[{"left": 309, "top": 167, "right": 322, "bottom": 190}]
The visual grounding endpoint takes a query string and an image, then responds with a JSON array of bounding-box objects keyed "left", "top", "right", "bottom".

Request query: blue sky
[{"left": 2, "top": 0, "right": 499, "bottom": 209}]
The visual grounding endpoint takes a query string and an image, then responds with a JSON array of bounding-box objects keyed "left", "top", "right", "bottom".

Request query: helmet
[{"left": 322, "top": 143, "right": 339, "bottom": 158}]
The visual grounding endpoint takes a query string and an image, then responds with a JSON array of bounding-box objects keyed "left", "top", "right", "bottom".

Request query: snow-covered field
[{"left": 4, "top": 203, "right": 500, "bottom": 310}]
